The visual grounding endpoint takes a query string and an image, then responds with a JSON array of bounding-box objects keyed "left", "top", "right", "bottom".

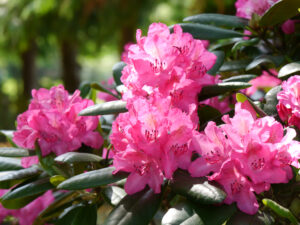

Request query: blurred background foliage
[{"left": 0, "top": 0, "right": 236, "bottom": 131}]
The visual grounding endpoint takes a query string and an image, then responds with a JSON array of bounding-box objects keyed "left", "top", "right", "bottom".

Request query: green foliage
[
  {"left": 79, "top": 100, "right": 127, "bottom": 116},
  {"left": 54, "top": 152, "right": 102, "bottom": 164},
  {"left": 278, "top": 62, "right": 300, "bottom": 79},
  {"left": 208, "top": 51, "right": 225, "bottom": 75}
]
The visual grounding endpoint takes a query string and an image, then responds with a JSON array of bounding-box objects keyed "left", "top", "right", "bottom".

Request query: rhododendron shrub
[{"left": 1, "top": 0, "right": 300, "bottom": 224}]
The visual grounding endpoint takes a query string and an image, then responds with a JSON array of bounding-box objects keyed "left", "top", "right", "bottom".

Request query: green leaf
[
  {"left": 170, "top": 170, "right": 226, "bottom": 204},
  {"left": 223, "top": 74, "right": 257, "bottom": 83},
  {"left": 103, "top": 186, "right": 126, "bottom": 206},
  {"left": 55, "top": 152, "right": 102, "bottom": 164},
  {"left": 210, "top": 38, "right": 243, "bottom": 51},
  {"left": 0, "top": 156, "right": 23, "bottom": 171},
  {"left": 219, "top": 59, "right": 252, "bottom": 72},
  {"left": 0, "top": 130, "right": 17, "bottom": 147},
  {"left": 162, "top": 202, "right": 204, "bottom": 225},
  {"left": 198, "top": 105, "right": 221, "bottom": 129},
  {"left": 193, "top": 203, "right": 237, "bottom": 225},
  {"left": 227, "top": 211, "right": 275, "bottom": 225},
  {"left": 79, "top": 100, "right": 127, "bottom": 116},
  {"left": 50, "top": 175, "right": 66, "bottom": 186},
  {"left": 91, "top": 82, "right": 120, "bottom": 99},
  {"left": 1, "top": 177, "right": 53, "bottom": 202},
  {"left": 0, "top": 193, "right": 41, "bottom": 210},
  {"left": 0, "top": 166, "right": 41, "bottom": 189},
  {"left": 246, "top": 55, "right": 284, "bottom": 71},
  {"left": 231, "top": 38, "right": 259, "bottom": 53},
  {"left": 113, "top": 62, "right": 126, "bottom": 86},
  {"left": 262, "top": 198, "right": 299, "bottom": 225},
  {"left": 263, "top": 86, "right": 281, "bottom": 116},
  {"left": 183, "top": 14, "right": 248, "bottom": 28},
  {"left": 79, "top": 81, "right": 91, "bottom": 98},
  {"left": 236, "top": 93, "right": 267, "bottom": 117},
  {"left": 0, "top": 147, "right": 35, "bottom": 157},
  {"left": 208, "top": 51, "right": 225, "bottom": 75},
  {"left": 260, "top": 0, "right": 300, "bottom": 27},
  {"left": 103, "top": 188, "right": 162, "bottom": 225},
  {"left": 278, "top": 62, "right": 300, "bottom": 79},
  {"left": 170, "top": 24, "right": 244, "bottom": 40},
  {"left": 198, "top": 82, "right": 251, "bottom": 101},
  {"left": 57, "top": 167, "right": 127, "bottom": 190}
]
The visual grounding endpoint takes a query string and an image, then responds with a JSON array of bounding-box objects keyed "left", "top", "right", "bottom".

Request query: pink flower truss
[
  {"left": 121, "top": 23, "right": 216, "bottom": 124},
  {"left": 111, "top": 95, "right": 194, "bottom": 194},
  {"left": 235, "top": 0, "right": 278, "bottom": 19},
  {"left": 0, "top": 190, "right": 54, "bottom": 225},
  {"left": 277, "top": 75, "right": 300, "bottom": 128},
  {"left": 13, "top": 85, "right": 103, "bottom": 156},
  {"left": 189, "top": 103, "right": 300, "bottom": 214}
]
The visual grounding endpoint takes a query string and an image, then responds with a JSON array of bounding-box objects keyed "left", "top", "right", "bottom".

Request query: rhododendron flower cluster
[
  {"left": 277, "top": 75, "right": 300, "bottom": 128},
  {"left": 0, "top": 190, "right": 54, "bottom": 225},
  {"left": 189, "top": 103, "right": 300, "bottom": 214},
  {"left": 13, "top": 85, "right": 103, "bottom": 156}
]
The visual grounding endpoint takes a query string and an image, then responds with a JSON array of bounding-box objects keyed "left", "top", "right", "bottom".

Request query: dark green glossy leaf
[
  {"left": 183, "top": 14, "right": 248, "bottom": 28},
  {"left": 219, "top": 59, "right": 252, "bottom": 72},
  {"left": 91, "top": 82, "right": 119, "bottom": 99},
  {"left": 55, "top": 152, "right": 102, "bottom": 164},
  {"left": 170, "top": 170, "right": 226, "bottom": 204},
  {"left": 232, "top": 38, "right": 259, "bottom": 53},
  {"left": 57, "top": 167, "right": 127, "bottom": 190},
  {"left": 0, "top": 156, "right": 23, "bottom": 171},
  {"left": 263, "top": 86, "right": 281, "bottom": 116},
  {"left": 79, "top": 81, "right": 91, "bottom": 98},
  {"left": 223, "top": 74, "right": 257, "bottom": 83},
  {"left": 113, "top": 62, "right": 126, "bottom": 85},
  {"left": 198, "top": 82, "right": 251, "bottom": 101},
  {"left": 0, "top": 193, "right": 41, "bottom": 209},
  {"left": 260, "top": 0, "right": 300, "bottom": 26},
  {"left": 79, "top": 100, "right": 127, "bottom": 116},
  {"left": 103, "top": 186, "right": 126, "bottom": 206},
  {"left": 278, "top": 62, "right": 300, "bottom": 79},
  {"left": 262, "top": 198, "right": 299, "bottom": 225},
  {"left": 208, "top": 51, "right": 225, "bottom": 75},
  {"left": 198, "top": 105, "right": 221, "bottom": 129},
  {"left": 210, "top": 38, "right": 243, "bottom": 51},
  {"left": 162, "top": 203, "right": 203, "bottom": 225},
  {"left": 193, "top": 203, "right": 237, "bottom": 225},
  {"left": 1, "top": 177, "right": 53, "bottom": 200},
  {"left": 0, "top": 147, "right": 35, "bottom": 157},
  {"left": 103, "top": 188, "right": 161, "bottom": 225},
  {"left": 170, "top": 24, "right": 243, "bottom": 40},
  {"left": 0, "top": 166, "right": 41, "bottom": 189},
  {"left": 0, "top": 130, "right": 17, "bottom": 147},
  {"left": 246, "top": 55, "right": 284, "bottom": 71},
  {"left": 227, "top": 211, "right": 275, "bottom": 225}
]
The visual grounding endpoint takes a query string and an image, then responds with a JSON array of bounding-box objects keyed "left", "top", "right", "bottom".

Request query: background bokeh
[{"left": 0, "top": 0, "right": 236, "bottom": 132}]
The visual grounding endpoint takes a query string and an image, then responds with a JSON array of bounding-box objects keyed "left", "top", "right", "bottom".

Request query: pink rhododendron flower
[
  {"left": 245, "top": 70, "right": 281, "bottom": 96},
  {"left": 281, "top": 20, "right": 296, "bottom": 34},
  {"left": 21, "top": 156, "right": 39, "bottom": 168},
  {"left": 111, "top": 95, "right": 194, "bottom": 194},
  {"left": 98, "top": 77, "right": 118, "bottom": 102},
  {"left": 235, "top": 0, "right": 278, "bottom": 19},
  {"left": 277, "top": 75, "right": 300, "bottom": 128},
  {"left": 189, "top": 103, "right": 300, "bottom": 214},
  {"left": 0, "top": 190, "right": 54, "bottom": 225},
  {"left": 13, "top": 85, "right": 103, "bottom": 156}
]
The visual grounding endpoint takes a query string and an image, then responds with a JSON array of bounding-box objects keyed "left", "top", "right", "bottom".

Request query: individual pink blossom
[
  {"left": 281, "top": 20, "right": 295, "bottom": 34},
  {"left": 111, "top": 95, "right": 194, "bottom": 194},
  {"left": 0, "top": 190, "right": 54, "bottom": 225},
  {"left": 235, "top": 0, "right": 278, "bottom": 19},
  {"left": 245, "top": 70, "right": 281, "bottom": 96},
  {"left": 13, "top": 85, "right": 103, "bottom": 156},
  {"left": 277, "top": 75, "right": 300, "bottom": 128},
  {"left": 97, "top": 77, "right": 118, "bottom": 102}
]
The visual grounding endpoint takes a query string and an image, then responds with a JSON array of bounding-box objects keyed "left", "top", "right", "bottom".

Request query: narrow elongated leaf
[
  {"left": 232, "top": 38, "right": 259, "bottom": 53},
  {"left": 170, "top": 24, "right": 243, "bottom": 40},
  {"left": 219, "top": 59, "right": 252, "bottom": 72},
  {"left": 79, "top": 100, "right": 127, "bottom": 116},
  {"left": 0, "top": 166, "right": 41, "bottom": 189},
  {"left": 79, "top": 81, "right": 91, "bottom": 98},
  {"left": 223, "top": 74, "right": 257, "bottom": 83},
  {"left": 0, "top": 156, "right": 23, "bottom": 171},
  {"left": 260, "top": 0, "right": 300, "bottom": 26},
  {"left": 170, "top": 170, "right": 226, "bottom": 204},
  {"left": 227, "top": 211, "right": 275, "bottom": 225},
  {"left": 162, "top": 203, "right": 204, "bottom": 225},
  {"left": 0, "top": 147, "right": 35, "bottom": 157},
  {"left": 103, "top": 188, "right": 161, "bottom": 225},
  {"left": 57, "top": 167, "right": 127, "bottom": 190},
  {"left": 278, "top": 62, "right": 300, "bottom": 79},
  {"left": 208, "top": 51, "right": 225, "bottom": 75},
  {"left": 113, "top": 62, "right": 126, "bottom": 85},
  {"left": 262, "top": 198, "right": 299, "bottom": 225},
  {"left": 1, "top": 177, "right": 53, "bottom": 200},
  {"left": 246, "top": 55, "right": 284, "bottom": 71},
  {"left": 210, "top": 38, "right": 243, "bottom": 51},
  {"left": 91, "top": 82, "right": 119, "bottom": 99},
  {"left": 0, "top": 193, "right": 41, "bottom": 209},
  {"left": 55, "top": 152, "right": 102, "bottom": 164},
  {"left": 103, "top": 186, "right": 126, "bottom": 206},
  {"left": 263, "top": 86, "right": 281, "bottom": 116},
  {"left": 198, "top": 82, "right": 251, "bottom": 101},
  {"left": 183, "top": 14, "right": 248, "bottom": 28}
]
